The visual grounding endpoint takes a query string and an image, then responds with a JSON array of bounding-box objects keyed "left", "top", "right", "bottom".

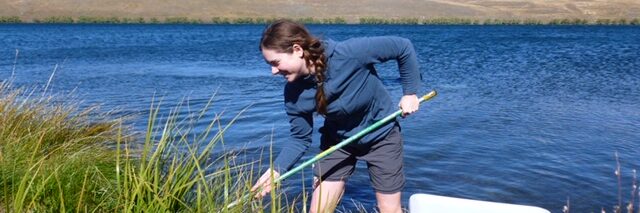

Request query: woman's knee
[
  {"left": 376, "top": 191, "right": 402, "bottom": 213},
  {"left": 311, "top": 179, "right": 346, "bottom": 212}
]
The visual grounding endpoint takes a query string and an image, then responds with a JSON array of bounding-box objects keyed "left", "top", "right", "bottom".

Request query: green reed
[
  {"left": 0, "top": 82, "right": 121, "bottom": 212},
  {"left": 0, "top": 81, "right": 311, "bottom": 212}
]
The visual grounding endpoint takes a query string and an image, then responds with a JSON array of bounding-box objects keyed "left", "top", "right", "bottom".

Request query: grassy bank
[
  {"left": 2, "top": 15, "right": 640, "bottom": 25},
  {"left": 0, "top": 82, "right": 304, "bottom": 212},
  {"left": 0, "top": 82, "right": 121, "bottom": 211}
]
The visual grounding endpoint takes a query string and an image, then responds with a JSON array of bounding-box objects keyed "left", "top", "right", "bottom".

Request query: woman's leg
[
  {"left": 361, "top": 124, "right": 405, "bottom": 213},
  {"left": 375, "top": 192, "right": 402, "bottom": 213},
  {"left": 310, "top": 177, "right": 345, "bottom": 213},
  {"left": 312, "top": 135, "right": 356, "bottom": 213}
]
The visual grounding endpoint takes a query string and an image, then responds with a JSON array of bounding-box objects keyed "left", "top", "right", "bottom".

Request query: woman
[{"left": 251, "top": 19, "right": 422, "bottom": 213}]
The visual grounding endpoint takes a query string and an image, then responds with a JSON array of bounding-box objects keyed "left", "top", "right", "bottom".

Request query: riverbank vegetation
[
  {"left": 0, "top": 16, "right": 347, "bottom": 25},
  {"left": 1, "top": 78, "right": 639, "bottom": 212},
  {"left": 358, "top": 17, "right": 640, "bottom": 25},
  {"left": 1, "top": 15, "right": 639, "bottom": 25},
  {"left": 0, "top": 82, "right": 304, "bottom": 212}
]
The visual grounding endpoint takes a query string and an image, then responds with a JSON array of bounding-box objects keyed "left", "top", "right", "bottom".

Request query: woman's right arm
[
  {"left": 251, "top": 108, "right": 313, "bottom": 198},
  {"left": 273, "top": 111, "right": 314, "bottom": 173}
]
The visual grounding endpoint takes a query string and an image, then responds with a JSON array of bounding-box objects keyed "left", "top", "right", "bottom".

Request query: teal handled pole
[
  {"left": 226, "top": 90, "right": 437, "bottom": 209},
  {"left": 276, "top": 90, "right": 437, "bottom": 181}
]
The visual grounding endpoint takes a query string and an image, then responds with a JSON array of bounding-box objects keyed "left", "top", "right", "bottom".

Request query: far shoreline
[{"left": 2, "top": 16, "right": 639, "bottom": 26}]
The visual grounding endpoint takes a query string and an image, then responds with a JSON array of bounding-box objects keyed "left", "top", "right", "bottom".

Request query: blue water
[{"left": 1, "top": 24, "right": 639, "bottom": 212}]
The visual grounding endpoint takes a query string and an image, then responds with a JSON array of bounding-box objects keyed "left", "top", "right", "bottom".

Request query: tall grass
[
  {"left": 0, "top": 82, "right": 121, "bottom": 211},
  {"left": 113, "top": 94, "right": 267, "bottom": 212},
  {"left": 0, "top": 81, "right": 307, "bottom": 212}
]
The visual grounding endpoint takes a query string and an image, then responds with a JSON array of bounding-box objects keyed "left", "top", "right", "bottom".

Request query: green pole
[
  {"left": 227, "top": 90, "right": 437, "bottom": 208},
  {"left": 278, "top": 90, "right": 437, "bottom": 181}
]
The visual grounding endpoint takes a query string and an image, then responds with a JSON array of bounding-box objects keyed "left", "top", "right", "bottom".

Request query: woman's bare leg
[
  {"left": 375, "top": 191, "right": 402, "bottom": 213},
  {"left": 310, "top": 177, "right": 345, "bottom": 213}
]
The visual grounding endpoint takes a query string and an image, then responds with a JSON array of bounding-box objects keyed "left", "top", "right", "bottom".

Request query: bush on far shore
[{"left": 0, "top": 16, "right": 22, "bottom": 23}]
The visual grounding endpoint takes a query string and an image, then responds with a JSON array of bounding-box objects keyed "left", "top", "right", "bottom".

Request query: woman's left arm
[{"left": 350, "top": 36, "right": 422, "bottom": 116}]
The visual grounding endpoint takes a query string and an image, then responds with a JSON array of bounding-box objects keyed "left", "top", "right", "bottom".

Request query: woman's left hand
[{"left": 398, "top": 94, "right": 420, "bottom": 117}]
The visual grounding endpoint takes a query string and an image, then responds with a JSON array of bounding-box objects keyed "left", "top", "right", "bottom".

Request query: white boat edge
[{"left": 409, "top": 193, "right": 551, "bottom": 213}]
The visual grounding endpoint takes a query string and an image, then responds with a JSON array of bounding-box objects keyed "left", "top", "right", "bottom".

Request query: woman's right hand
[{"left": 251, "top": 169, "right": 281, "bottom": 198}]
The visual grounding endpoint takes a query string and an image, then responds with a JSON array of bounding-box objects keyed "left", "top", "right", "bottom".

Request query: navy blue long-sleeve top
[{"left": 272, "top": 36, "right": 422, "bottom": 174}]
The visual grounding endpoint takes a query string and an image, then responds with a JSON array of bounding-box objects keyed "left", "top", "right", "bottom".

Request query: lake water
[{"left": 1, "top": 24, "right": 639, "bottom": 212}]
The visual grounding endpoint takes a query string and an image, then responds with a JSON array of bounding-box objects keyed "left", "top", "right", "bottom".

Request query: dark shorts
[{"left": 313, "top": 123, "right": 404, "bottom": 194}]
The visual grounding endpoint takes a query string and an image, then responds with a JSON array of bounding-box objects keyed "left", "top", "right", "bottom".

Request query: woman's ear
[{"left": 292, "top": 44, "right": 304, "bottom": 58}]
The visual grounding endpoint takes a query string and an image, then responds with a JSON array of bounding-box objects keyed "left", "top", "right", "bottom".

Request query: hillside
[{"left": 2, "top": 0, "right": 640, "bottom": 22}]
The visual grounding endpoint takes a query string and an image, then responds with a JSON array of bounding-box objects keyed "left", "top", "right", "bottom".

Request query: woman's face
[{"left": 262, "top": 44, "right": 307, "bottom": 82}]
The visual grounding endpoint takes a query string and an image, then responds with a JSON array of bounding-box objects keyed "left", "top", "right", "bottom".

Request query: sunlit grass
[
  {"left": 0, "top": 81, "right": 313, "bottom": 212},
  {"left": 0, "top": 81, "right": 121, "bottom": 212}
]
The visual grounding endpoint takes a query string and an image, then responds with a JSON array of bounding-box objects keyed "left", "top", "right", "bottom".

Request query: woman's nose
[{"left": 271, "top": 66, "right": 279, "bottom": 75}]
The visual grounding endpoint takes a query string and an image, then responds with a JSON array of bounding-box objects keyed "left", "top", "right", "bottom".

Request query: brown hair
[{"left": 260, "top": 19, "right": 328, "bottom": 115}]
